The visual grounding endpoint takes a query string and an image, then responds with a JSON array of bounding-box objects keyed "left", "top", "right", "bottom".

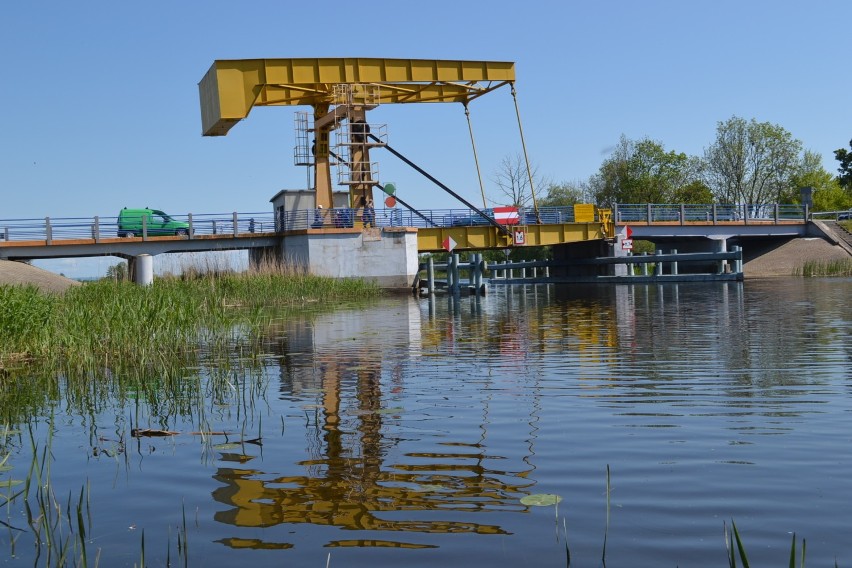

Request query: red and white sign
[
  {"left": 442, "top": 235, "right": 457, "bottom": 252},
  {"left": 622, "top": 238, "right": 633, "bottom": 250},
  {"left": 620, "top": 225, "right": 633, "bottom": 239},
  {"left": 514, "top": 230, "right": 526, "bottom": 245},
  {"left": 493, "top": 206, "right": 520, "bottom": 225}
]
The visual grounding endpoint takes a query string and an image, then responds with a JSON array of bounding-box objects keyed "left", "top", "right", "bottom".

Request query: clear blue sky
[{"left": 2, "top": 1, "right": 850, "bottom": 276}]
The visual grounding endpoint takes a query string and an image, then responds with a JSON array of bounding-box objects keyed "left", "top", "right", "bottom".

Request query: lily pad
[
  {"left": 213, "top": 442, "right": 243, "bottom": 450},
  {"left": 520, "top": 493, "right": 563, "bottom": 507}
]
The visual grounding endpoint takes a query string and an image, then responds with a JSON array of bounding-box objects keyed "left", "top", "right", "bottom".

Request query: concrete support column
[
  {"left": 133, "top": 254, "right": 154, "bottom": 286},
  {"left": 471, "top": 253, "right": 485, "bottom": 295},
  {"left": 454, "top": 253, "right": 461, "bottom": 294},
  {"left": 427, "top": 256, "right": 435, "bottom": 295},
  {"left": 716, "top": 238, "right": 728, "bottom": 274}
]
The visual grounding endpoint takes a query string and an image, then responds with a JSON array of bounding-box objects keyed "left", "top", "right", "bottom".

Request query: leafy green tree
[
  {"left": 703, "top": 116, "right": 803, "bottom": 204},
  {"left": 538, "top": 180, "right": 588, "bottom": 207},
  {"left": 590, "top": 135, "right": 701, "bottom": 207},
  {"left": 673, "top": 180, "right": 714, "bottom": 204},
  {"left": 105, "top": 261, "right": 128, "bottom": 281},
  {"left": 811, "top": 183, "right": 852, "bottom": 212},
  {"left": 835, "top": 139, "right": 852, "bottom": 188},
  {"left": 790, "top": 150, "right": 851, "bottom": 211}
]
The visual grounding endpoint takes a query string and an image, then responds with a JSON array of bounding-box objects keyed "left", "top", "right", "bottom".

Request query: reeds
[
  {"left": 794, "top": 258, "right": 852, "bottom": 277},
  {"left": 0, "top": 266, "right": 379, "bottom": 377},
  {"left": 725, "top": 520, "right": 812, "bottom": 568},
  {"left": 20, "top": 424, "right": 93, "bottom": 566},
  {"left": 6, "top": 421, "right": 190, "bottom": 567}
]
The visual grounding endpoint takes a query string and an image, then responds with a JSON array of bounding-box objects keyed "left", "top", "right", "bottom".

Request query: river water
[{"left": 4, "top": 278, "right": 852, "bottom": 567}]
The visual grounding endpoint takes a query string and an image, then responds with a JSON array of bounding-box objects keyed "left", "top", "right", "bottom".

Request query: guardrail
[
  {"left": 0, "top": 206, "right": 584, "bottom": 243},
  {"left": 0, "top": 204, "right": 819, "bottom": 245},
  {"left": 279, "top": 205, "right": 580, "bottom": 230},
  {"left": 614, "top": 203, "right": 809, "bottom": 224},
  {"left": 0, "top": 212, "right": 276, "bottom": 244}
]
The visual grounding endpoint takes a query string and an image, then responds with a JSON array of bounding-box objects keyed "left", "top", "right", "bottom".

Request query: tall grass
[
  {"left": 794, "top": 258, "right": 852, "bottom": 277},
  {"left": 0, "top": 285, "right": 54, "bottom": 362},
  {"left": 0, "top": 265, "right": 380, "bottom": 378}
]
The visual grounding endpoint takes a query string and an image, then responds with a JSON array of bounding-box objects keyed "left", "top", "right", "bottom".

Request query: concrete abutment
[{"left": 253, "top": 227, "right": 420, "bottom": 289}]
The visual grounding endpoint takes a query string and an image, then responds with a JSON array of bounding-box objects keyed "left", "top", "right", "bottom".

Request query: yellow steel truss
[
  {"left": 417, "top": 219, "right": 614, "bottom": 253},
  {"left": 199, "top": 57, "right": 515, "bottom": 136}
]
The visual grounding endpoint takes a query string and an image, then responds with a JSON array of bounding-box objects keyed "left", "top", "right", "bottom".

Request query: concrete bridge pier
[
  {"left": 264, "top": 227, "right": 420, "bottom": 289},
  {"left": 714, "top": 238, "right": 729, "bottom": 274},
  {"left": 128, "top": 254, "right": 154, "bottom": 286}
]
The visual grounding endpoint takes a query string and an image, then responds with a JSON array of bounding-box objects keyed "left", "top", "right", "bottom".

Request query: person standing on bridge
[
  {"left": 364, "top": 195, "right": 375, "bottom": 228},
  {"left": 312, "top": 205, "right": 324, "bottom": 228}
]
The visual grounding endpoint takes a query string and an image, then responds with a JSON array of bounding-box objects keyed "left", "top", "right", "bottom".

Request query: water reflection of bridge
[
  {"left": 210, "top": 300, "right": 533, "bottom": 550},
  {"left": 207, "top": 282, "right": 764, "bottom": 553}
]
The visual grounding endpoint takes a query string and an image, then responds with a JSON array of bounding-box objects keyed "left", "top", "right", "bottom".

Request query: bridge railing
[
  {"left": 277, "top": 206, "right": 580, "bottom": 230},
  {"left": 184, "top": 213, "right": 276, "bottom": 236},
  {"left": 5, "top": 203, "right": 810, "bottom": 245},
  {"left": 614, "top": 203, "right": 808, "bottom": 224},
  {"left": 0, "top": 212, "right": 278, "bottom": 243}
]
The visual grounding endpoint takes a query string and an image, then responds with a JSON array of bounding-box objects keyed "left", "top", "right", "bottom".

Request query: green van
[{"left": 117, "top": 208, "right": 190, "bottom": 237}]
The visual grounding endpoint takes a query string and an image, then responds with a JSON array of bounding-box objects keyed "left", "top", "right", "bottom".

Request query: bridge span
[
  {"left": 1, "top": 203, "right": 844, "bottom": 286},
  {"left": 0, "top": 206, "right": 615, "bottom": 261},
  {"left": 0, "top": 203, "right": 817, "bottom": 259}
]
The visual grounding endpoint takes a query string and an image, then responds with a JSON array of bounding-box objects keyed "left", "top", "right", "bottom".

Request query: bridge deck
[{"left": 0, "top": 204, "right": 812, "bottom": 260}]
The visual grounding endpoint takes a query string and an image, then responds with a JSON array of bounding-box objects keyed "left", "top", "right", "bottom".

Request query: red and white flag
[{"left": 493, "top": 206, "right": 520, "bottom": 225}]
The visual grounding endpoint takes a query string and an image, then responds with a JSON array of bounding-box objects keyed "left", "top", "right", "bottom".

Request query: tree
[
  {"left": 590, "top": 135, "right": 701, "bottom": 207},
  {"left": 491, "top": 154, "right": 542, "bottom": 208},
  {"left": 538, "top": 180, "right": 588, "bottom": 207},
  {"left": 835, "top": 139, "right": 852, "bottom": 188},
  {"left": 790, "top": 150, "right": 851, "bottom": 211},
  {"left": 703, "top": 116, "right": 803, "bottom": 204},
  {"left": 672, "top": 180, "right": 714, "bottom": 204},
  {"left": 105, "top": 261, "right": 128, "bottom": 281}
]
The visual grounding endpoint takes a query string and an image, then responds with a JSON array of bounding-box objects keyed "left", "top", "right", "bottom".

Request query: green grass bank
[{"left": 0, "top": 269, "right": 380, "bottom": 376}]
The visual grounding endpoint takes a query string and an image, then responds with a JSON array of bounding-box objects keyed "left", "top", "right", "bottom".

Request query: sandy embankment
[
  {"left": 0, "top": 260, "right": 81, "bottom": 293},
  {"left": 743, "top": 238, "right": 850, "bottom": 277}
]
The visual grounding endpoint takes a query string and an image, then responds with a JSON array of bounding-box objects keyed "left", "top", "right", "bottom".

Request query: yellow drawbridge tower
[{"left": 198, "top": 57, "right": 515, "bottom": 212}]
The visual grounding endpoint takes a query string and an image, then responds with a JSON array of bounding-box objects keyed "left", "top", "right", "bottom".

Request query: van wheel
[{"left": 176, "top": 228, "right": 189, "bottom": 236}]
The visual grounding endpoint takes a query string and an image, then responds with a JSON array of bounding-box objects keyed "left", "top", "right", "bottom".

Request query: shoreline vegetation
[
  {"left": 0, "top": 261, "right": 381, "bottom": 376},
  {"left": 795, "top": 258, "right": 852, "bottom": 277}
]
